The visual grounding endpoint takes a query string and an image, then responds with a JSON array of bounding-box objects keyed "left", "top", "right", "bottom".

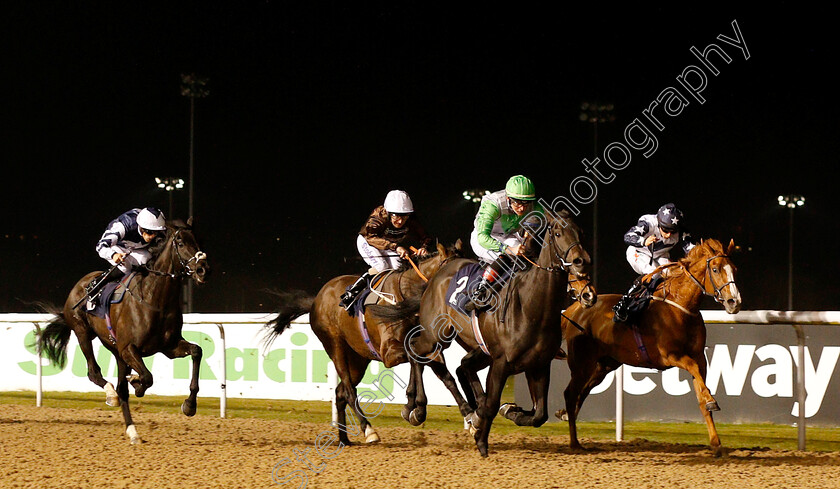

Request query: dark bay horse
[
  {"left": 37, "top": 219, "right": 209, "bottom": 444},
  {"left": 559, "top": 238, "right": 741, "bottom": 457},
  {"left": 263, "top": 241, "right": 469, "bottom": 446},
  {"left": 375, "top": 210, "right": 595, "bottom": 457}
]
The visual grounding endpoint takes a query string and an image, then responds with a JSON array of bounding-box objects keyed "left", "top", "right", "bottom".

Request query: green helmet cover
[{"left": 505, "top": 175, "right": 536, "bottom": 200}]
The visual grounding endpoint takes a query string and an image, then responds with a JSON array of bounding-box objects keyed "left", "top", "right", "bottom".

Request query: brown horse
[
  {"left": 559, "top": 238, "right": 741, "bottom": 457},
  {"left": 375, "top": 210, "right": 595, "bottom": 457},
  {"left": 37, "top": 219, "right": 209, "bottom": 444},
  {"left": 263, "top": 241, "right": 469, "bottom": 447}
]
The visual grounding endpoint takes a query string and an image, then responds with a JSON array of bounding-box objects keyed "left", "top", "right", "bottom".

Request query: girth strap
[{"left": 356, "top": 311, "right": 383, "bottom": 361}]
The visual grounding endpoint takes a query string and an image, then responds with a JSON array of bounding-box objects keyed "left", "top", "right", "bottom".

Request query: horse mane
[
  {"left": 677, "top": 238, "right": 725, "bottom": 268},
  {"left": 145, "top": 220, "right": 193, "bottom": 265}
]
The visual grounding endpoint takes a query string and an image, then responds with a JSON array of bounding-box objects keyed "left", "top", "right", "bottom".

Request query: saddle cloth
[
  {"left": 444, "top": 263, "right": 484, "bottom": 318},
  {"left": 86, "top": 272, "right": 137, "bottom": 319}
]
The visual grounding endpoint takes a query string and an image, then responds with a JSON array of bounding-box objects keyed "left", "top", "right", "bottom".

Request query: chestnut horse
[
  {"left": 559, "top": 238, "right": 741, "bottom": 457},
  {"left": 37, "top": 219, "right": 209, "bottom": 444},
  {"left": 263, "top": 241, "right": 469, "bottom": 447},
  {"left": 374, "top": 210, "right": 595, "bottom": 457}
]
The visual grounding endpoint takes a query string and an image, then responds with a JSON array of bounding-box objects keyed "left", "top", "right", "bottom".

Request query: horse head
[
  {"left": 681, "top": 238, "right": 741, "bottom": 313},
  {"left": 527, "top": 209, "right": 596, "bottom": 307},
  {"left": 151, "top": 217, "right": 209, "bottom": 284}
]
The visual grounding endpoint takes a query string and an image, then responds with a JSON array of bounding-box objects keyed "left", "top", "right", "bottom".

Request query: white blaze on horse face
[{"left": 723, "top": 264, "right": 741, "bottom": 303}]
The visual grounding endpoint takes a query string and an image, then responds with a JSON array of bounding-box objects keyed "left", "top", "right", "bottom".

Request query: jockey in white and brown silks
[
  {"left": 339, "top": 190, "right": 433, "bottom": 309},
  {"left": 612, "top": 202, "right": 695, "bottom": 322},
  {"left": 464, "top": 175, "right": 546, "bottom": 313}
]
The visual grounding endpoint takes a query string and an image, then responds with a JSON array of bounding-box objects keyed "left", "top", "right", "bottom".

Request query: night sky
[{"left": 2, "top": 3, "right": 837, "bottom": 312}]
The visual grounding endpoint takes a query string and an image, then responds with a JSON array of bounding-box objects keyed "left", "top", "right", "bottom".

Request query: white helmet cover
[
  {"left": 383, "top": 190, "right": 414, "bottom": 214},
  {"left": 137, "top": 207, "right": 167, "bottom": 231}
]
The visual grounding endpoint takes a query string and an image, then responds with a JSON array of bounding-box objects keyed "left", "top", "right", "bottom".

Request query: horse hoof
[
  {"left": 401, "top": 406, "right": 412, "bottom": 423},
  {"left": 464, "top": 412, "right": 479, "bottom": 436},
  {"left": 713, "top": 446, "right": 724, "bottom": 458},
  {"left": 365, "top": 427, "right": 381, "bottom": 444},
  {"left": 705, "top": 401, "right": 720, "bottom": 412},
  {"left": 126, "top": 425, "right": 142, "bottom": 445},
  {"left": 104, "top": 383, "right": 120, "bottom": 407},
  {"left": 408, "top": 410, "right": 423, "bottom": 427},
  {"left": 499, "top": 403, "right": 514, "bottom": 416},
  {"left": 555, "top": 409, "right": 568, "bottom": 421},
  {"left": 181, "top": 400, "right": 197, "bottom": 417}
]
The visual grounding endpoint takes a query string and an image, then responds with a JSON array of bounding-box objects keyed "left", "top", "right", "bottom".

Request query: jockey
[
  {"left": 613, "top": 202, "right": 695, "bottom": 322},
  {"left": 464, "top": 175, "right": 545, "bottom": 312},
  {"left": 87, "top": 207, "right": 167, "bottom": 299},
  {"left": 339, "top": 190, "right": 433, "bottom": 309}
]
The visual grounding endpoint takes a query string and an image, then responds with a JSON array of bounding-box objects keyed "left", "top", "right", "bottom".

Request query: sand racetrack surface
[{"left": 2, "top": 404, "right": 839, "bottom": 489}]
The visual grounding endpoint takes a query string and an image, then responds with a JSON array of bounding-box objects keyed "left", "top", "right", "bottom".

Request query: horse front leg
[
  {"left": 680, "top": 355, "right": 723, "bottom": 457},
  {"left": 163, "top": 338, "right": 203, "bottom": 416},
  {"left": 121, "top": 344, "right": 154, "bottom": 398},
  {"left": 115, "top": 358, "right": 140, "bottom": 444},
  {"left": 473, "top": 358, "right": 509, "bottom": 457},
  {"left": 428, "top": 359, "right": 471, "bottom": 417},
  {"left": 456, "top": 348, "right": 491, "bottom": 411},
  {"left": 401, "top": 361, "right": 422, "bottom": 425},
  {"left": 500, "top": 365, "right": 549, "bottom": 427}
]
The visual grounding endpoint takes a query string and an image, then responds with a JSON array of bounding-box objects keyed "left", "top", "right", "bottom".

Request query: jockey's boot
[
  {"left": 463, "top": 255, "right": 516, "bottom": 313},
  {"left": 612, "top": 276, "right": 646, "bottom": 323},
  {"left": 339, "top": 271, "right": 373, "bottom": 309}
]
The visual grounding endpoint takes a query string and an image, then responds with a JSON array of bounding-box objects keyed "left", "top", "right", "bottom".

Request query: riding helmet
[
  {"left": 656, "top": 203, "right": 683, "bottom": 232},
  {"left": 383, "top": 190, "right": 414, "bottom": 214},
  {"left": 137, "top": 207, "right": 167, "bottom": 231},
  {"left": 505, "top": 175, "right": 536, "bottom": 201}
]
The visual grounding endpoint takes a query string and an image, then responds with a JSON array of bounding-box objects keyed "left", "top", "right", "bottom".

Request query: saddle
[
  {"left": 347, "top": 270, "right": 396, "bottom": 317},
  {"left": 616, "top": 275, "right": 664, "bottom": 323},
  {"left": 85, "top": 272, "right": 138, "bottom": 319}
]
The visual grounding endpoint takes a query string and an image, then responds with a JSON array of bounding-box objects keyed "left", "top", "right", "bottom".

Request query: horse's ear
[
  {"left": 187, "top": 216, "right": 194, "bottom": 227},
  {"left": 437, "top": 242, "right": 446, "bottom": 256},
  {"left": 455, "top": 238, "right": 463, "bottom": 251},
  {"left": 727, "top": 238, "right": 736, "bottom": 255}
]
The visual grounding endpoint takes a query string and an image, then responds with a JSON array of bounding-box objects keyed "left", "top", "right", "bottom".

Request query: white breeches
[
  {"left": 626, "top": 246, "right": 671, "bottom": 275},
  {"left": 357, "top": 235, "right": 401, "bottom": 273}
]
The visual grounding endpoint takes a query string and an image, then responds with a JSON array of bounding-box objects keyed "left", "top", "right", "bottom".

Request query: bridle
[
  {"left": 522, "top": 222, "right": 586, "bottom": 277},
  {"left": 682, "top": 254, "right": 736, "bottom": 303},
  {"left": 146, "top": 229, "right": 207, "bottom": 279},
  {"left": 520, "top": 223, "right": 593, "bottom": 302}
]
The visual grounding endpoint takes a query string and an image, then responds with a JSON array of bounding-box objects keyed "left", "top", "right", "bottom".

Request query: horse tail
[
  {"left": 367, "top": 293, "right": 422, "bottom": 324},
  {"left": 35, "top": 305, "right": 72, "bottom": 369},
  {"left": 263, "top": 290, "right": 315, "bottom": 347}
]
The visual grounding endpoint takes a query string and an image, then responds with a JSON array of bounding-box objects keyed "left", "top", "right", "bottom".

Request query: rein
[
  {"left": 681, "top": 254, "right": 734, "bottom": 303},
  {"left": 125, "top": 229, "right": 206, "bottom": 308},
  {"left": 407, "top": 246, "right": 429, "bottom": 283},
  {"left": 649, "top": 251, "right": 734, "bottom": 314}
]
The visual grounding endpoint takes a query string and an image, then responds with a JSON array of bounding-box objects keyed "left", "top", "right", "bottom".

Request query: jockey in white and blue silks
[
  {"left": 622, "top": 203, "right": 695, "bottom": 275},
  {"left": 613, "top": 203, "right": 694, "bottom": 322},
  {"left": 96, "top": 207, "right": 167, "bottom": 275}
]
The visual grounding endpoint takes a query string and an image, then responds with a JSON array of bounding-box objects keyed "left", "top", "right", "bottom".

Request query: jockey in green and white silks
[
  {"left": 469, "top": 175, "right": 545, "bottom": 262},
  {"left": 465, "top": 175, "right": 545, "bottom": 312}
]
